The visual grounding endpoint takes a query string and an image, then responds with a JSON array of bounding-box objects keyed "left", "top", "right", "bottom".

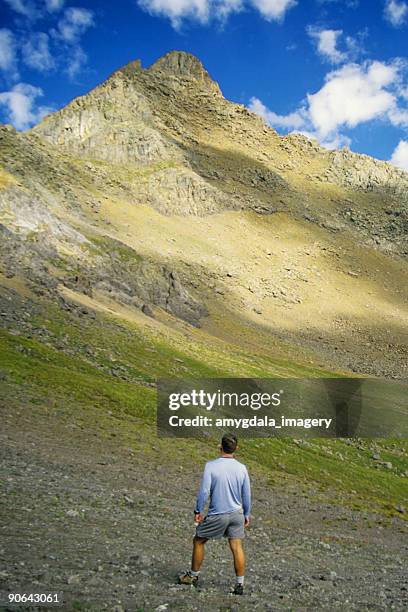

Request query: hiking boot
[
  {"left": 178, "top": 571, "right": 199, "bottom": 586},
  {"left": 231, "top": 583, "right": 244, "bottom": 595}
]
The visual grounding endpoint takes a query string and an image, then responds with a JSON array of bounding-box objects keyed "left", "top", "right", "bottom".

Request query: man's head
[{"left": 221, "top": 433, "right": 238, "bottom": 454}]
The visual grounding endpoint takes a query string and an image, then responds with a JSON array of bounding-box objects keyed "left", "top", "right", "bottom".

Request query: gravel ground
[{"left": 0, "top": 402, "right": 407, "bottom": 612}]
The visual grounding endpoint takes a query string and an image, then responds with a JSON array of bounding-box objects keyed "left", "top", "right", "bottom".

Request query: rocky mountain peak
[
  {"left": 25, "top": 49, "right": 408, "bottom": 214},
  {"left": 148, "top": 50, "right": 221, "bottom": 93},
  {"left": 149, "top": 50, "right": 205, "bottom": 75},
  {"left": 116, "top": 58, "right": 143, "bottom": 79}
]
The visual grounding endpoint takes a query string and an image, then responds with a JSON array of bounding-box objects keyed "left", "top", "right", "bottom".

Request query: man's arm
[
  {"left": 195, "top": 463, "right": 211, "bottom": 517},
  {"left": 242, "top": 469, "right": 251, "bottom": 522}
]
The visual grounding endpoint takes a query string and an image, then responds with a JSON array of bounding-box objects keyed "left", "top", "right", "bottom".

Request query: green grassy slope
[{"left": 1, "top": 298, "right": 406, "bottom": 520}]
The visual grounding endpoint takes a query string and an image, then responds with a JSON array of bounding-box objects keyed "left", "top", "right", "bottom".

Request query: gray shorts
[{"left": 196, "top": 510, "right": 245, "bottom": 540}]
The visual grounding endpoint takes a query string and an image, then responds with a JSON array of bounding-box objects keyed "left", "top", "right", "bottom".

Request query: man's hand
[
  {"left": 244, "top": 516, "right": 250, "bottom": 527},
  {"left": 194, "top": 512, "right": 204, "bottom": 524}
]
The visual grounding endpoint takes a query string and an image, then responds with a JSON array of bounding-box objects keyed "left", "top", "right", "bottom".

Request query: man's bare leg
[
  {"left": 228, "top": 538, "right": 245, "bottom": 577},
  {"left": 228, "top": 538, "right": 245, "bottom": 593},
  {"left": 192, "top": 536, "right": 207, "bottom": 572},
  {"left": 178, "top": 537, "right": 208, "bottom": 585}
]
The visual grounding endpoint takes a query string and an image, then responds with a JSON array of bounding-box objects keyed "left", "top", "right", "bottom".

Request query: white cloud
[
  {"left": 56, "top": 7, "right": 94, "bottom": 43},
  {"left": 22, "top": 32, "right": 55, "bottom": 72},
  {"left": 65, "top": 45, "right": 87, "bottom": 79},
  {"left": 390, "top": 140, "right": 408, "bottom": 170},
  {"left": 248, "top": 98, "right": 350, "bottom": 150},
  {"left": 138, "top": 0, "right": 210, "bottom": 25},
  {"left": 138, "top": 0, "right": 296, "bottom": 26},
  {"left": 249, "top": 96, "right": 306, "bottom": 129},
  {"left": 216, "top": 0, "right": 244, "bottom": 19},
  {"left": 307, "top": 28, "right": 347, "bottom": 64},
  {"left": 317, "top": 132, "right": 351, "bottom": 149},
  {"left": 384, "top": 0, "right": 408, "bottom": 27},
  {"left": 295, "top": 129, "right": 351, "bottom": 150},
  {"left": 45, "top": 0, "right": 65, "bottom": 11},
  {"left": 0, "top": 28, "right": 18, "bottom": 77},
  {"left": 248, "top": 60, "right": 408, "bottom": 150},
  {"left": 43, "top": 7, "right": 95, "bottom": 78},
  {"left": 1, "top": 3, "right": 93, "bottom": 85},
  {"left": 3, "top": 0, "right": 36, "bottom": 18},
  {"left": 388, "top": 106, "right": 408, "bottom": 126},
  {"left": 4, "top": 0, "right": 65, "bottom": 17},
  {"left": 250, "top": 0, "right": 297, "bottom": 21},
  {"left": 307, "top": 27, "right": 364, "bottom": 65},
  {"left": 0, "top": 82, "right": 51, "bottom": 129},
  {"left": 307, "top": 61, "right": 397, "bottom": 138}
]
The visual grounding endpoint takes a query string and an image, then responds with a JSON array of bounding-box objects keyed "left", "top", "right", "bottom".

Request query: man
[{"left": 178, "top": 433, "right": 251, "bottom": 595}]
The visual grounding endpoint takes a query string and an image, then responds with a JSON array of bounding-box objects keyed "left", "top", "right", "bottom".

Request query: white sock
[
  {"left": 190, "top": 569, "right": 200, "bottom": 576},
  {"left": 236, "top": 575, "right": 244, "bottom": 585}
]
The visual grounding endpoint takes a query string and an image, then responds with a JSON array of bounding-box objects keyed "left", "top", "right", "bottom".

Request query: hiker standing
[{"left": 178, "top": 433, "right": 251, "bottom": 595}]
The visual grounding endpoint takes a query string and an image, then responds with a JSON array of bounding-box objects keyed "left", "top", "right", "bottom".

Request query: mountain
[
  {"left": 1, "top": 50, "right": 407, "bottom": 377},
  {"left": 0, "top": 51, "right": 407, "bottom": 611}
]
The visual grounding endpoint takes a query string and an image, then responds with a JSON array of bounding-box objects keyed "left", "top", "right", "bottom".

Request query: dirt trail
[{"left": 1, "top": 402, "right": 407, "bottom": 612}]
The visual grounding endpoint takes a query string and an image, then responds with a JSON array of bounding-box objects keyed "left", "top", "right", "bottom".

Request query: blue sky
[{"left": 1, "top": 0, "right": 408, "bottom": 170}]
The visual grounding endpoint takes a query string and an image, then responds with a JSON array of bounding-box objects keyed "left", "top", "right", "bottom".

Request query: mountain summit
[
  {"left": 0, "top": 51, "right": 407, "bottom": 378},
  {"left": 148, "top": 50, "right": 218, "bottom": 84}
]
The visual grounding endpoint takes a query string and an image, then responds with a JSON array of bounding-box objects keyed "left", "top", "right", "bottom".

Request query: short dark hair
[{"left": 221, "top": 433, "right": 237, "bottom": 454}]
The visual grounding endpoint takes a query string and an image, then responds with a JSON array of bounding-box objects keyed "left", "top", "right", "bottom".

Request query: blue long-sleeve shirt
[{"left": 195, "top": 457, "right": 251, "bottom": 518}]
